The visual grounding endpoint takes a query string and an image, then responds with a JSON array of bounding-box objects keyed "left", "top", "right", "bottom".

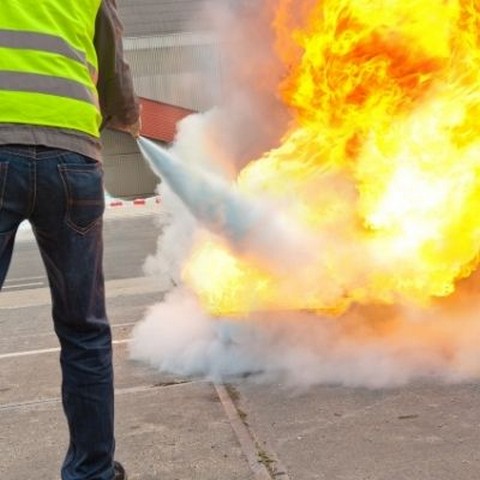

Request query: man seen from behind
[{"left": 0, "top": 1, "right": 140, "bottom": 479}]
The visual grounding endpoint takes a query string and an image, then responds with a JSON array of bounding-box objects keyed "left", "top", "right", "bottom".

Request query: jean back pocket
[{"left": 58, "top": 162, "right": 105, "bottom": 234}]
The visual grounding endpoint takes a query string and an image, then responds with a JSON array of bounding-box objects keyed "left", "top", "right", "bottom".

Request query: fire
[{"left": 184, "top": 0, "right": 480, "bottom": 316}]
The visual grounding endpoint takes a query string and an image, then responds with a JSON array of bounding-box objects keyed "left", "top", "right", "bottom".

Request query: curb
[{"left": 107, "top": 195, "right": 161, "bottom": 208}]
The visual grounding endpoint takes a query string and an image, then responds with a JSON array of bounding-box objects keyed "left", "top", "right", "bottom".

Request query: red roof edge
[{"left": 138, "top": 97, "right": 196, "bottom": 143}]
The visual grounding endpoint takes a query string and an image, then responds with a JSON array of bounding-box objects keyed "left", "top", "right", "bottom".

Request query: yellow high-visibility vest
[{"left": 0, "top": 0, "right": 102, "bottom": 138}]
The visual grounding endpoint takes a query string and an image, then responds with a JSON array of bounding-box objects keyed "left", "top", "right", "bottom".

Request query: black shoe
[{"left": 113, "top": 461, "right": 128, "bottom": 480}]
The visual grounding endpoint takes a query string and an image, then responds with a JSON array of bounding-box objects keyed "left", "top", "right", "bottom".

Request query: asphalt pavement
[{"left": 1, "top": 205, "right": 480, "bottom": 479}]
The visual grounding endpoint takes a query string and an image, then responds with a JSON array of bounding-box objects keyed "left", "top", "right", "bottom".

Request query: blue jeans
[{"left": 0, "top": 145, "right": 115, "bottom": 480}]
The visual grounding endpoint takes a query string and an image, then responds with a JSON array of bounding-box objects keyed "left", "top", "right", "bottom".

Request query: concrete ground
[{"left": 1, "top": 207, "right": 480, "bottom": 479}]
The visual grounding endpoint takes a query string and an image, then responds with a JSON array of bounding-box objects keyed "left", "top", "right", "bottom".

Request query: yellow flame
[{"left": 184, "top": 0, "right": 480, "bottom": 316}]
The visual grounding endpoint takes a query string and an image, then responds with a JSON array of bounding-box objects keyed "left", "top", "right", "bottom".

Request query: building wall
[
  {"left": 124, "top": 33, "right": 223, "bottom": 112},
  {"left": 101, "top": 130, "right": 159, "bottom": 199},
  {"left": 117, "top": 0, "right": 213, "bottom": 37},
  {"left": 104, "top": 1, "right": 225, "bottom": 198}
]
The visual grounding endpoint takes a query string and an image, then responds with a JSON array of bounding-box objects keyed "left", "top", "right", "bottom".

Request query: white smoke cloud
[{"left": 130, "top": 284, "right": 480, "bottom": 387}]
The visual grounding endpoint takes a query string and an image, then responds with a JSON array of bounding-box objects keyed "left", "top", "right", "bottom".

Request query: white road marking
[
  {"left": 0, "top": 339, "right": 129, "bottom": 360},
  {"left": 2, "top": 322, "right": 138, "bottom": 341},
  {"left": 4, "top": 275, "right": 46, "bottom": 283},
  {"left": 0, "top": 276, "right": 167, "bottom": 309},
  {"left": 0, "top": 381, "right": 200, "bottom": 412},
  {"left": 3, "top": 282, "right": 45, "bottom": 290}
]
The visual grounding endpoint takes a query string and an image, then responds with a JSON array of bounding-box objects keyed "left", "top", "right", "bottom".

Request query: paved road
[
  {"left": 2, "top": 210, "right": 480, "bottom": 479},
  {"left": 4, "top": 212, "right": 160, "bottom": 292},
  {"left": 0, "top": 210, "right": 258, "bottom": 480}
]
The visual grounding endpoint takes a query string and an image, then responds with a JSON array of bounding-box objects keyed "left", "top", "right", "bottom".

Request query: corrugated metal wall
[
  {"left": 118, "top": 0, "right": 213, "bottom": 36},
  {"left": 124, "top": 33, "right": 223, "bottom": 112}
]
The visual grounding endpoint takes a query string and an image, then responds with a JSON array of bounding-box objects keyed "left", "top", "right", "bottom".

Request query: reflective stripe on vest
[
  {"left": 0, "top": 71, "right": 95, "bottom": 104},
  {"left": 0, "top": 29, "right": 97, "bottom": 78},
  {"left": 0, "top": 29, "right": 97, "bottom": 79},
  {"left": 0, "top": 0, "right": 102, "bottom": 138}
]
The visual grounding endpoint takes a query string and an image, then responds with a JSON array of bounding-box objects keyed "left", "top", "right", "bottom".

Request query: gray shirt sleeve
[{"left": 94, "top": 0, "right": 140, "bottom": 130}]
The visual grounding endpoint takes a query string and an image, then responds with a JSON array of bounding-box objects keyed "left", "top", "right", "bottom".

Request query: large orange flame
[{"left": 184, "top": 0, "right": 480, "bottom": 316}]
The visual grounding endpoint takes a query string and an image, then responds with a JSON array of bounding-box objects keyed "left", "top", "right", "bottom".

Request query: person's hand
[
  {"left": 113, "top": 107, "right": 142, "bottom": 138},
  {"left": 125, "top": 116, "right": 142, "bottom": 138}
]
